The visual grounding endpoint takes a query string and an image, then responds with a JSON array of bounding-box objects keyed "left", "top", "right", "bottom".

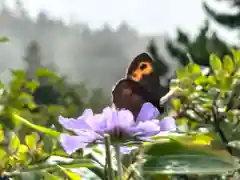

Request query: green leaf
[
  {"left": 176, "top": 67, "right": 188, "bottom": 79},
  {"left": 42, "top": 172, "right": 62, "bottom": 180},
  {"left": 18, "top": 144, "right": 29, "bottom": 153},
  {"left": 0, "top": 81, "right": 4, "bottom": 89},
  {"left": 11, "top": 70, "right": 26, "bottom": 79},
  {"left": 47, "top": 105, "right": 65, "bottom": 115},
  {"left": 9, "top": 134, "right": 20, "bottom": 152},
  {"left": 0, "top": 36, "right": 9, "bottom": 42},
  {"left": 4, "top": 159, "right": 96, "bottom": 178},
  {"left": 152, "top": 174, "right": 170, "bottom": 180},
  {"left": 209, "top": 54, "right": 222, "bottom": 72},
  {"left": 35, "top": 68, "right": 58, "bottom": 78},
  {"left": 207, "top": 75, "right": 216, "bottom": 85},
  {"left": 18, "top": 92, "right": 37, "bottom": 110},
  {"left": 25, "top": 81, "right": 40, "bottom": 93},
  {"left": 25, "top": 133, "right": 38, "bottom": 150},
  {"left": 18, "top": 92, "right": 33, "bottom": 103},
  {"left": 219, "top": 76, "right": 233, "bottom": 91},
  {"left": 150, "top": 133, "right": 215, "bottom": 152},
  {"left": 223, "top": 55, "right": 234, "bottom": 74},
  {"left": 143, "top": 154, "right": 236, "bottom": 175},
  {"left": 42, "top": 135, "right": 54, "bottom": 153},
  {"left": 143, "top": 139, "right": 237, "bottom": 175},
  {"left": 231, "top": 49, "right": 240, "bottom": 63},
  {"left": 58, "top": 166, "right": 82, "bottom": 180},
  {"left": 19, "top": 172, "right": 42, "bottom": 180},
  {"left": 171, "top": 99, "right": 181, "bottom": 112},
  {"left": 0, "top": 128, "right": 4, "bottom": 143},
  {"left": 187, "top": 63, "right": 201, "bottom": 74},
  {"left": 12, "top": 114, "right": 60, "bottom": 137},
  {"left": 195, "top": 75, "right": 208, "bottom": 85},
  {"left": 0, "top": 148, "right": 7, "bottom": 159}
]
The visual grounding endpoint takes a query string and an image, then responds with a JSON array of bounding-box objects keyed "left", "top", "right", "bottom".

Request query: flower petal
[
  {"left": 159, "top": 117, "right": 177, "bottom": 131},
  {"left": 103, "top": 107, "right": 118, "bottom": 130},
  {"left": 85, "top": 113, "right": 106, "bottom": 132},
  {"left": 59, "top": 109, "right": 94, "bottom": 131},
  {"left": 136, "top": 102, "right": 160, "bottom": 122},
  {"left": 78, "top": 109, "right": 94, "bottom": 120},
  {"left": 129, "top": 120, "right": 160, "bottom": 137},
  {"left": 60, "top": 134, "right": 89, "bottom": 155},
  {"left": 120, "top": 146, "right": 138, "bottom": 154},
  {"left": 59, "top": 116, "right": 90, "bottom": 130},
  {"left": 74, "top": 129, "right": 104, "bottom": 140},
  {"left": 118, "top": 109, "right": 135, "bottom": 129},
  {"left": 60, "top": 130, "right": 103, "bottom": 155}
]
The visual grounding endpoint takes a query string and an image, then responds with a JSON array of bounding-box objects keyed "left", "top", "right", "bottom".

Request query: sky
[{"left": 3, "top": 0, "right": 240, "bottom": 43}]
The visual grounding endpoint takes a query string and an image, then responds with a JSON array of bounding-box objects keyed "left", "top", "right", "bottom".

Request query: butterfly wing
[
  {"left": 126, "top": 53, "right": 165, "bottom": 100},
  {"left": 112, "top": 79, "right": 156, "bottom": 119},
  {"left": 112, "top": 53, "right": 165, "bottom": 118}
]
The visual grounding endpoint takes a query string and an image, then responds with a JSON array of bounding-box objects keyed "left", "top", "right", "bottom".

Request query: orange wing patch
[{"left": 131, "top": 62, "right": 153, "bottom": 81}]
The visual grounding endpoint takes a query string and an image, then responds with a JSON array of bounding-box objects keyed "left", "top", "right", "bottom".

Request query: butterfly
[{"left": 112, "top": 52, "right": 166, "bottom": 119}]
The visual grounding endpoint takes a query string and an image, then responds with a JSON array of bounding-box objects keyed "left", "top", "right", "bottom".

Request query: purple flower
[{"left": 59, "top": 102, "right": 176, "bottom": 155}]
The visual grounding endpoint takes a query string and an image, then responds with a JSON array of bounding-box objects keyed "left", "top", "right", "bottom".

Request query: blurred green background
[{"left": 0, "top": 0, "right": 239, "bottom": 179}]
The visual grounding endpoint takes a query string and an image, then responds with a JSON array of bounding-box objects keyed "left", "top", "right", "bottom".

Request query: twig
[{"left": 159, "top": 87, "right": 181, "bottom": 105}]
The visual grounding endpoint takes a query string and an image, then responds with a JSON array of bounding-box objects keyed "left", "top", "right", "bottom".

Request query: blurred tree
[
  {"left": 22, "top": 40, "right": 108, "bottom": 116},
  {"left": 0, "top": 3, "right": 180, "bottom": 92},
  {"left": 146, "top": 39, "right": 169, "bottom": 97},
  {"left": 147, "top": 39, "right": 169, "bottom": 76},
  {"left": 23, "top": 40, "right": 44, "bottom": 81},
  {"left": 87, "top": 88, "right": 110, "bottom": 113},
  {"left": 165, "top": 0, "right": 240, "bottom": 68},
  {"left": 23, "top": 41, "right": 61, "bottom": 106},
  {"left": 15, "top": 0, "right": 27, "bottom": 18},
  {"left": 166, "top": 21, "right": 231, "bottom": 66},
  {"left": 203, "top": 0, "right": 240, "bottom": 29}
]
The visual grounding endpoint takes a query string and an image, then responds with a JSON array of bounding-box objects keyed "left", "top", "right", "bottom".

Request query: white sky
[{"left": 3, "top": 0, "right": 240, "bottom": 43}]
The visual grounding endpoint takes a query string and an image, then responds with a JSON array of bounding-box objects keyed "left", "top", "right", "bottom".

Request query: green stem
[
  {"left": 115, "top": 144, "right": 123, "bottom": 180},
  {"left": 104, "top": 134, "right": 114, "bottom": 180}
]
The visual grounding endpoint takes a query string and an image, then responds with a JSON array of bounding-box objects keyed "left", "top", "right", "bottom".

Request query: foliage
[
  {"left": 0, "top": 66, "right": 111, "bottom": 179},
  {"left": 0, "top": 48, "right": 238, "bottom": 180},
  {"left": 0, "top": 36, "right": 9, "bottom": 43},
  {"left": 1, "top": 6, "right": 240, "bottom": 178},
  {"left": 166, "top": 49, "right": 240, "bottom": 179}
]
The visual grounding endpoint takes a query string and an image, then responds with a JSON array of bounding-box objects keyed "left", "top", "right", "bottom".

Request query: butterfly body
[{"left": 112, "top": 53, "right": 165, "bottom": 119}]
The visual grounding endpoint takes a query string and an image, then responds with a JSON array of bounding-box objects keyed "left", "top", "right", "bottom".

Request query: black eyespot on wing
[
  {"left": 139, "top": 63, "right": 147, "bottom": 70},
  {"left": 127, "top": 53, "right": 153, "bottom": 76}
]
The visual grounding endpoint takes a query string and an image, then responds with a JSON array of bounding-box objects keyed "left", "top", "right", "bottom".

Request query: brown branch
[{"left": 159, "top": 87, "right": 181, "bottom": 105}]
